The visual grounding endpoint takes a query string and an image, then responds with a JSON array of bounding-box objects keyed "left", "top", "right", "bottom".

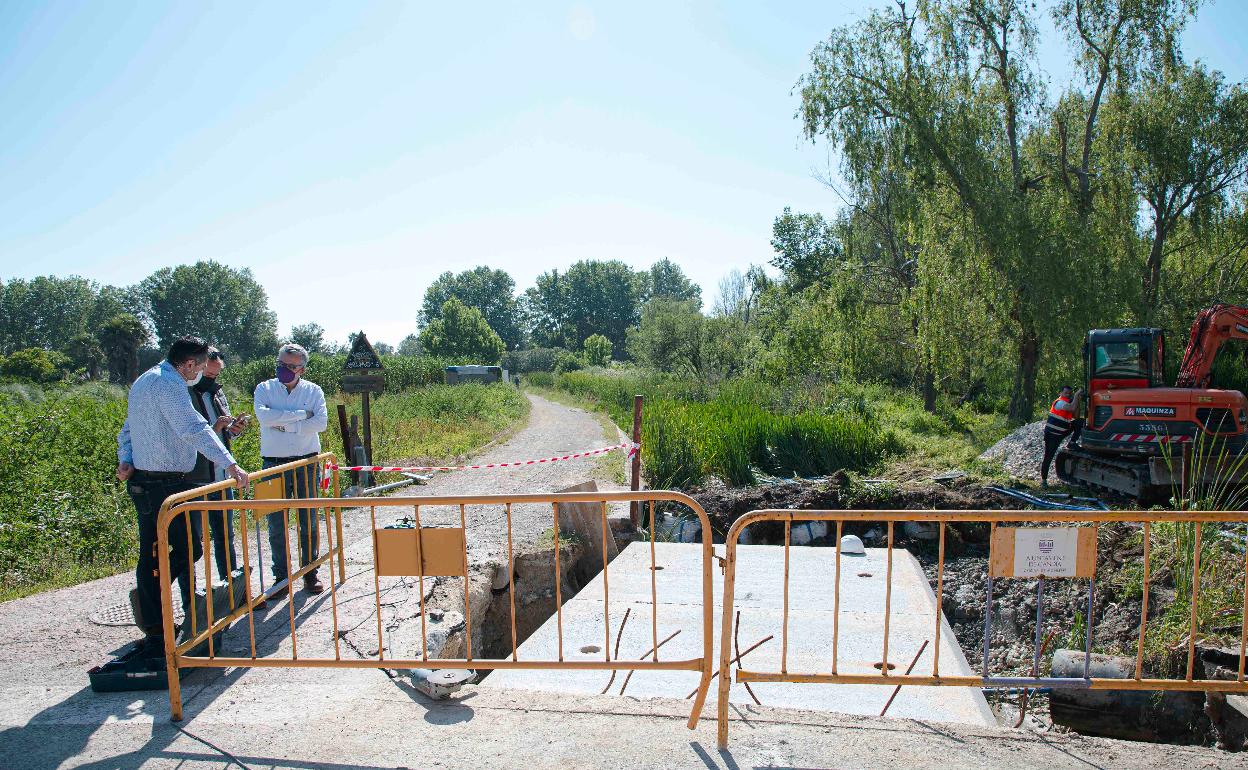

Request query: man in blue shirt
[{"left": 116, "top": 337, "right": 249, "bottom": 656}]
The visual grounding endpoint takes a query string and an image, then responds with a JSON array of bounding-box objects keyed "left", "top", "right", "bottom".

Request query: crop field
[{"left": 0, "top": 380, "right": 527, "bottom": 600}]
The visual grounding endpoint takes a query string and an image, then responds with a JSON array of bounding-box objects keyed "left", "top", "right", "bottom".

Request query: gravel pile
[{"left": 978, "top": 420, "right": 1048, "bottom": 481}]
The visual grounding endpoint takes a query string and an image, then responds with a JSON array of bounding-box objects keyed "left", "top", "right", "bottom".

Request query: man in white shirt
[{"left": 254, "top": 343, "right": 329, "bottom": 594}]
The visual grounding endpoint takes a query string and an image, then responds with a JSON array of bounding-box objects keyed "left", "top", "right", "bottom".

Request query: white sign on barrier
[
  {"left": 990, "top": 526, "right": 1096, "bottom": 578},
  {"left": 1014, "top": 528, "right": 1079, "bottom": 577}
]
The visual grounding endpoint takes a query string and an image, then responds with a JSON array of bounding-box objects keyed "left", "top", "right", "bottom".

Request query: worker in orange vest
[{"left": 1041, "top": 385, "right": 1084, "bottom": 488}]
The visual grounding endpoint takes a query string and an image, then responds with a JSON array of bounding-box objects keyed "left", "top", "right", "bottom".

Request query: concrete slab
[{"left": 483, "top": 542, "right": 996, "bottom": 726}]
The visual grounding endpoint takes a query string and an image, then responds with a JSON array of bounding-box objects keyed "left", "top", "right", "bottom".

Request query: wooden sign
[
  {"left": 374, "top": 527, "right": 466, "bottom": 577},
  {"left": 990, "top": 527, "right": 1097, "bottom": 578},
  {"left": 343, "top": 332, "right": 384, "bottom": 371},
  {"left": 341, "top": 373, "right": 384, "bottom": 393}
]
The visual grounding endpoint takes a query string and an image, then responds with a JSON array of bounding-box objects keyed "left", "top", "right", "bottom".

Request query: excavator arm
[{"left": 1175, "top": 303, "right": 1248, "bottom": 389}]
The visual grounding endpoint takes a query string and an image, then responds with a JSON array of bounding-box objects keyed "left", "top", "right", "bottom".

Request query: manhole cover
[{"left": 89, "top": 596, "right": 185, "bottom": 627}]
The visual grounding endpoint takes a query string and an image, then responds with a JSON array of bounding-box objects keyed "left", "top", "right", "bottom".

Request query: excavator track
[{"left": 1055, "top": 446, "right": 1163, "bottom": 503}]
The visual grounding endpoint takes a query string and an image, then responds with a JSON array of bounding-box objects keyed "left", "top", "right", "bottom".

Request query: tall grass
[
  {"left": 1141, "top": 434, "right": 1248, "bottom": 671},
  {"left": 529, "top": 369, "right": 900, "bottom": 487},
  {"left": 0, "top": 383, "right": 133, "bottom": 599}
]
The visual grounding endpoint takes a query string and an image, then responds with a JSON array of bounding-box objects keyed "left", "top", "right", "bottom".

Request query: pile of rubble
[{"left": 978, "top": 420, "right": 1047, "bottom": 482}]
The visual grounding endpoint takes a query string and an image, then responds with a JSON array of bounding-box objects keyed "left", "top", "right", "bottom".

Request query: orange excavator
[{"left": 1056, "top": 303, "right": 1248, "bottom": 500}]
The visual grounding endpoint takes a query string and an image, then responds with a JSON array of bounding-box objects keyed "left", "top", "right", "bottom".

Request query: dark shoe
[
  {"left": 1040, "top": 480, "right": 1049, "bottom": 489},
  {"left": 139, "top": 635, "right": 167, "bottom": 660},
  {"left": 303, "top": 575, "right": 324, "bottom": 595}
]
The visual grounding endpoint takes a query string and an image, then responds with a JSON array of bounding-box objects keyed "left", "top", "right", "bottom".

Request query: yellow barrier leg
[
  {"left": 687, "top": 669, "right": 713, "bottom": 729},
  {"left": 716, "top": 540, "right": 738, "bottom": 748}
]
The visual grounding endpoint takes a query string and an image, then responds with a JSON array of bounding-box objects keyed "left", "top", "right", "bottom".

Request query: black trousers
[
  {"left": 128, "top": 475, "right": 202, "bottom": 638},
  {"left": 1041, "top": 419, "right": 1084, "bottom": 482}
]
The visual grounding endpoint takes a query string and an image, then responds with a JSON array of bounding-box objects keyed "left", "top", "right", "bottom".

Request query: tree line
[{"left": 5, "top": 0, "right": 1245, "bottom": 423}]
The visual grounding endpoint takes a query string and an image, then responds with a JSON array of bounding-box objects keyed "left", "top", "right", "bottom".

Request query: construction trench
[{"left": 327, "top": 474, "right": 1248, "bottom": 751}]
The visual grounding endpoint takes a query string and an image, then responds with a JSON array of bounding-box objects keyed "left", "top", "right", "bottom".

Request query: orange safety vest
[
  {"left": 1046, "top": 397, "right": 1075, "bottom": 433},
  {"left": 1049, "top": 398, "right": 1075, "bottom": 421}
]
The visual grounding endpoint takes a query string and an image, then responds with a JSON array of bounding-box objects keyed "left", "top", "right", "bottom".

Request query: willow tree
[
  {"left": 798, "top": 0, "right": 1058, "bottom": 421},
  {"left": 1127, "top": 63, "right": 1248, "bottom": 319}
]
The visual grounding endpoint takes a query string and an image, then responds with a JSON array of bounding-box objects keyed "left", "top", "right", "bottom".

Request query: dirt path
[{"left": 369, "top": 392, "right": 629, "bottom": 561}]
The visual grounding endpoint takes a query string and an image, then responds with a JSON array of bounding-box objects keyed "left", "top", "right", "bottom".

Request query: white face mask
[{"left": 187, "top": 371, "right": 203, "bottom": 386}]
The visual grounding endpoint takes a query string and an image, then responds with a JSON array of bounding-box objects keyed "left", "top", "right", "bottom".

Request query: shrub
[
  {"left": 582, "top": 334, "right": 613, "bottom": 367},
  {"left": 554, "top": 351, "right": 585, "bottom": 374},
  {"left": 1, "top": 348, "right": 73, "bottom": 383}
]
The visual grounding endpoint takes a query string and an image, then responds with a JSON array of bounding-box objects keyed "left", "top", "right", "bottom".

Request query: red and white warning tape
[{"left": 324, "top": 441, "right": 639, "bottom": 476}]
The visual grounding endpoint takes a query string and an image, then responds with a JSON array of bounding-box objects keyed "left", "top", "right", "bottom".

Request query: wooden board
[
  {"left": 556, "top": 480, "right": 618, "bottom": 562},
  {"left": 989, "top": 526, "right": 1097, "bottom": 578},
  {"left": 374, "top": 527, "right": 466, "bottom": 577},
  {"left": 341, "top": 373, "right": 385, "bottom": 393}
]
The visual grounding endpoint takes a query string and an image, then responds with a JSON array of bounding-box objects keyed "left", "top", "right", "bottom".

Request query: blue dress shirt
[{"left": 117, "top": 361, "right": 237, "bottom": 473}]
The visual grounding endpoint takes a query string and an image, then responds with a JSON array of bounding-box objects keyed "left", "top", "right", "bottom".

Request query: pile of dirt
[
  {"left": 978, "top": 420, "right": 1048, "bottom": 481},
  {"left": 685, "top": 475, "right": 1023, "bottom": 538}
]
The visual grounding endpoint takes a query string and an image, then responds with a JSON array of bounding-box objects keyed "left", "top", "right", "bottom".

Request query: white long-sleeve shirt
[{"left": 254, "top": 378, "right": 328, "bottom": 458}]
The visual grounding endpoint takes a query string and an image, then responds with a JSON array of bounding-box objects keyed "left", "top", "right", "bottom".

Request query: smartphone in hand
[{"left": 228, "top": 413, "right": 252, "bottom": 432}]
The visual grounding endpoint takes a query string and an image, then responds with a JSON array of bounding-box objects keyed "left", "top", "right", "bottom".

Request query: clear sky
[{"left": 1, "top": 1, "right": 1245, "bottom": 347}]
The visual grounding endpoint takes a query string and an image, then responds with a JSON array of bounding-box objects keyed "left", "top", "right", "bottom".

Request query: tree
[
  {"left": 523, "top": 260, "right": 646, "bottom": 353},
  {"left": 627, "top": 298, "right": 705, "bottom": 375},
  {"left": 0, "top": 275, "right": 100, "bottom": 355},
  {"left": 770, "top": 208, "right": 840, "bottom": 290},
  {"left": 288, "top": 322, "right": 327, "bottom": 354},
  {"left": 1053, "top": 0, "right": 1202, "bottom": 218},
  {"left": 419, "top": 267, "right": 524, "bottom": 350},
  {"left": 0, "top": 348, "right": 72, "bottom": 383},
  {"left": 98, "top": 313, "right": 150, "bottom": 384},
  {"left": 65, "top": 332, "right": 105, "bottom": 380},
  {"left": 798, "top": 0, "right": 1062, "bottom": 422},
  {"left": 644, "top": 258, "right": 702, "bottom": 307},
  {"left": 419, "top": 298, "right": 506, "bottom": 364},
  {"left": 137, "top": 261, "right": 278, "bottom": 360},
  {"left": 1126, "top": 62, "right": 1248, "bottom": 317},
  {"left": 397, "top": 334, "right": 422, "bottom": 356},
  {"left": 582, "top": 334, "right": 613, "bottom": 367},
  {"left": 374, "top": 342, "right": 394, "bottom": 356}
]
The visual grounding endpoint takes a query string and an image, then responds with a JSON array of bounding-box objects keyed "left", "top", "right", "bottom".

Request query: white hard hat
[{"left": 839, "top": 534, "right": 866, "bottom": 555}]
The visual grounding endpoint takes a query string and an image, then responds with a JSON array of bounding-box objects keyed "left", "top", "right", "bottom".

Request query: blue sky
[{"left": 1, "top": 1, "right": 1245, "bottom": 346}]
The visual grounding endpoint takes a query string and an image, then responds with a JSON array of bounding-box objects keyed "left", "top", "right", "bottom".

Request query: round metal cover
[
  {"left": 88, "top": 597, "right": 185, "bottom": 627},
  {"left": 429, "top": 669, "right": 474, "bottom": 686}
]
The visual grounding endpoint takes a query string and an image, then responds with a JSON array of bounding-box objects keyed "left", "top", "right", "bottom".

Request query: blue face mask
[{"left": 276, "top": 364, "right": 298, "bottom": 384}]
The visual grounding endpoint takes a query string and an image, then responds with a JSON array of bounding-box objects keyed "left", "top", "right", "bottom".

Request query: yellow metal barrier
[
  {"left": 716, "top": 508, "right": 1248, "bottom": 748},
  {"left": 156, "top": 478, "right": 716, "bottom": 728}
]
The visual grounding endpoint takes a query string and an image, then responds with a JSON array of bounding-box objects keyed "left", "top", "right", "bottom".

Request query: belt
[
  {"left": 132, "top": 469, "right": 190, "bottom": 480},
  {"left": 261, "top": 452, "right": 319, "bottom": 463}
]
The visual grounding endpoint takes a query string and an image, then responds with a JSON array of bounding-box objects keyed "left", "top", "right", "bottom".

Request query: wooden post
[
  {"left": 361, "top": 392, "right": 374, "bottom": 468},
  {"left": 337, "top": 404, "right": 357, "bottom": 487},
  {"left": 631, "top": 395, "right": 643, "bottom": 527}
]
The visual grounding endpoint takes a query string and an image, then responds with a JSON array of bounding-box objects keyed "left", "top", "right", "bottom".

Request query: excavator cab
[{"left": 1083, "top": 328, "right": 1166, "bottom": 394}]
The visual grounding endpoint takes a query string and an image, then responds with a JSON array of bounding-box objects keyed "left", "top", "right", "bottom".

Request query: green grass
[
  {"left": 0, "top": 381, "right": 529, "bottom": 601},
  {"left": 529, "top": 370, "right": 912, "bottom": 488}
]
